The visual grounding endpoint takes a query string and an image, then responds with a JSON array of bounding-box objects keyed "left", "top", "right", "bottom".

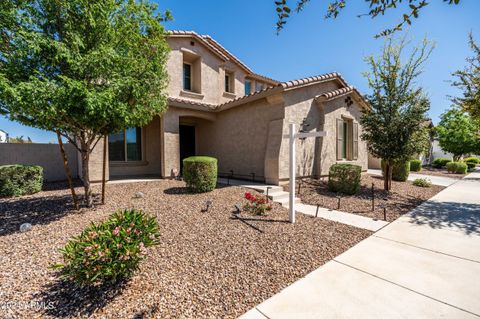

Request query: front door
[{"left": 179, "top": 124, "right": 196, "bottom": 173}]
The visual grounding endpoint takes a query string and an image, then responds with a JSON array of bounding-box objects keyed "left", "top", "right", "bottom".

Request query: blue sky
[{"left": 1, "top": 0, "right": 478, "bottom": 143}]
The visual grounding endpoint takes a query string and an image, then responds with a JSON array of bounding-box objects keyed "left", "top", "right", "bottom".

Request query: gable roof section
[
  {"left": 167, "top": 30, "right": 279, "bottom": 86},
  {"left": 315, "top": 86, "right": 371, "bottom": 110}
]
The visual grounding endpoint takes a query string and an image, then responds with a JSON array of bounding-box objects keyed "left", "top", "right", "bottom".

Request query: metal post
[
  {"left": 371, "top": 183, "right": 375, "bottom": 211},
  {"left": 266, "top": 186, "right": 272, "bottom": 203},
  {"left": 315, "top": 204, "right": 320, "bottom": 218},
  {"left": 289, "top": 123, "right": 296, "bottom": 223}
]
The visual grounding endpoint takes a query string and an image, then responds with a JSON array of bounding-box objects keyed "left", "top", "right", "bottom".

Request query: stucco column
[{"left": 160, "top": 111, "right": 180, "bottom": 178}]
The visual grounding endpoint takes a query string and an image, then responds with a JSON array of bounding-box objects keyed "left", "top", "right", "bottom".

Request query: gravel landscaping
[
  {"left": 289, "top": 174, "right": 445, "bottom": 222},
  {"left": 0, "top": 180, "right": 371, "bottom": 319}
]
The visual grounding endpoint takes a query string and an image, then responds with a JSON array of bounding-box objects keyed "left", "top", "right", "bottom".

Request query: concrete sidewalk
[
  {"left": 240, "top": 170, "right": 480, "bottom": 319},
  {"left": 368, "top": 168, "right": 458, "bottom": 187}
]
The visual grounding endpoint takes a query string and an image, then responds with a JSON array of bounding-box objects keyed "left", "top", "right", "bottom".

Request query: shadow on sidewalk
[{"left": 408, "top": 201, "right": 480, "bottom": 235}]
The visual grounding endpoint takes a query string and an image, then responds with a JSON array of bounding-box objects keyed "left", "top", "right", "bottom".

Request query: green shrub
[
  {"left": 446, "top": 161, "right": 467, "bottom": 174},
  {"left": 52, "top": 209, "right": 160, "bottom": 285},
  {"left": 410, "top": 159, "right": 422, "bottom": 172},
  {"left": 381, "top": 160, "right": 410, "bottom": 181},
  {"left": 328, "top": 164, "right": 361, "bottom": 195},
  {"left": 412, "top": 178, "right": 432, "bottom": 188},
  {"left": 464, "top": 157, "right": 480, "bottom": 165},
  {"left": 183, "top": 156, "right": 218, "bottom": 193},
  {"left": 0, "top": 164, "right": 43, "bottom": 197},
  {"left": 466, "top": 162, "right": 476, "bottom": 171},
  {"left": 432, "top": 157, "right": 451, "bottom": 168}
]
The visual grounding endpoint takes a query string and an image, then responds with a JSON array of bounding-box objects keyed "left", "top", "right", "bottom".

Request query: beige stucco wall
[
  {"left": 166, "top": 37, "right": 269, "bottom": 106},
  {"left": 0, "top": 143, "right": 78, "bottom": 182},
  {"left": 195, "top": 97, "right": 285, "bottom": 183},
  {"left": 274, "top": 81, "right": 368, "bottom": 182}
]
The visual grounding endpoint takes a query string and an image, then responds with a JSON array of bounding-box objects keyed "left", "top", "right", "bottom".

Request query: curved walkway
[{"left": 240, "top": 170, "right": 480, "bottom": 319}]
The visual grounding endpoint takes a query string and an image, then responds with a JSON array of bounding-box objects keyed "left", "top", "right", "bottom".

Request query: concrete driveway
[{"left": 240, "top": 170, "right": 480, "bottom": 319}]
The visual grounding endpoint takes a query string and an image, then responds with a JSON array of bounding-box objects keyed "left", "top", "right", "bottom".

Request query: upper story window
[
  {"left": 255, "top": 82, "right": 264, "bottom": 92},
  {"left": 181, "top": 49, "right": 201, "bottom": 94},
  {"left": 109, "top": 127, "right": 142, "bottom": 162},
  {"left": 225, "top": 71, "right": 234, "bottom": 93},
  {"left": 183, "top": 63, "right": 192, "bottom": 91},
  {"left": 245, "top": 80, "right": 252, "bottom": 96}
]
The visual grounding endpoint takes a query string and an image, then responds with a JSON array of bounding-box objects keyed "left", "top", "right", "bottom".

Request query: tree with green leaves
[
  {"left": 0, "top": 0, "right": 171, "bottom": 207},
  {"left": 435, "top": 108, "right": 479, "bottom": 161},
  {"left": 452, "top": 33, "right": 480, "bottom": 122},
  {"left": 275, "top": 0, "right": 460, "bottom": 37},
  {"left": 361, "top": 36, "right": 433, "bottom": 191}
]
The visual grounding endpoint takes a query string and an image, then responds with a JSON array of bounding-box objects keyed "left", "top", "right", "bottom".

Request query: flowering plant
[
  {"left": 244, "top": 192, "right": 272, "bottom": 216},
  {"left": 52, "top": 209, "right": 160, "bottom": 285}
]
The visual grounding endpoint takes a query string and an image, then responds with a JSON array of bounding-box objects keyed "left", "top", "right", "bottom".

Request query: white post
[{"left": 289, "top": 123, "right": 296, "bottom": 223}]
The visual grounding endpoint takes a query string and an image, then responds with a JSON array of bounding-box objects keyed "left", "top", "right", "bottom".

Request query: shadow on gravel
[
  {"left": 408, "top": 201, "right": 480, "bottom": 235},
  {"left": 0, "top": 195, "right": 75, "bottom": 237},
  {"left": 163, "top": 183, "right": 229, "bottom": 195},
  {"left": 35, "top": 278, "right": 128, "bottom": 318}
]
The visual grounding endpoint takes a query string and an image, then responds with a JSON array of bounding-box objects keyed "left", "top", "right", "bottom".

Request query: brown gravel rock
[
  {"left": 0, "top": 180, "right": 371, "bottom": 319},
  {"left": 290, "top": 174, "right": 444, "bottom": 222}
]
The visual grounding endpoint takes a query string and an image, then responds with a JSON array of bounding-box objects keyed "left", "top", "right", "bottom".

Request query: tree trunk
[
  {"left": 56, "top": 130, "right": 79, "bottom": 210},
  {"left": 453, "top": 155, "right": 461, "bottom": 161},
  {"left": 383, "top": 161, "right": 393, "bottom": 191},
  {"left": 101, "top": 135, "right": 107, "bottom": 205},
  {"left": 80, "top": 144, "right": 93, "bottom": 207}
]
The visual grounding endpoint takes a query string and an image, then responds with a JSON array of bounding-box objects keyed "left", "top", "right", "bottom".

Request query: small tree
[
  {"left": 361, "top": 36, "right": 432, "bottom": 190},
  {"left": 435, "top": 108, "right": 478, "bottom": 161},
  {"left": 0, "top": 0, "right": 170, "bottom": 206},
  {"left": 452, "top": 33, "right": 480, "bottom": 122}
]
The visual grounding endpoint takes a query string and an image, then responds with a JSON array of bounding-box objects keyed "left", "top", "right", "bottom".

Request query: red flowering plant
[{"left": 243, "top": 192, "right": 272, "bottom": 216}]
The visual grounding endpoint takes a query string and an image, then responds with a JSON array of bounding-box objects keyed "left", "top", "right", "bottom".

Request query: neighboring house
[
  {"left": 83, "top": 31, "right": 370, "bottom": 185},
  {"left": 0, "top": 129, "right": 8, "bottom": 143}
]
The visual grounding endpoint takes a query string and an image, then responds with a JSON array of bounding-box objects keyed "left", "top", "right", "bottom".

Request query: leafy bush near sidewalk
[
  {"left": 410, "top": 159, "right": 422, "bottom": 172},
  {"left": 466, "top": 162, "right": 476, "bottom": 171},
  {"left": 412, "top": 178, "right": 432, "bottom": 188},
  {"left": 183, "top": 156, "right": 218, "bottom": 193},
  {"left": 464, "top": 157, "right": 480, "bottom": 165},
  {"left": 0, "top": 164, "right": 43, "bottom": 197},
  {"left": 244, "top": 192, "right": 272, "bottom": 216},
  {"left": 52, "top": 209, "right": 160, "bottom": 285},
  {"left": 446, "top": 161, "right": 468, "bottom": 174},
  {"left": 328, "top": 164, "right": 361, "bottom": 195},
  {"left": 432, "top": 157, "right": 451, "bottom": 168}
]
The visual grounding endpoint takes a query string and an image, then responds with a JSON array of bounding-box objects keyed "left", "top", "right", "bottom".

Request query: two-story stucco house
[{"left": 84, "top": 30, "right": 370, "bottom": 185}]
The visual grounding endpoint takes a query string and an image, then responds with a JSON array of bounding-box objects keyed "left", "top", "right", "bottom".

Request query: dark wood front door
[{"left": 179, "top": 124, "right": 196, "bottom": 173}]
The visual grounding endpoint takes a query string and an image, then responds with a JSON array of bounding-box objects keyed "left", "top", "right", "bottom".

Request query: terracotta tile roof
[
  {"left": 216, "top": 72, "right": 347, "bottom": 109},
  {"left": 167, "top": 30, "right": 278, "bottom": 85},
  {"left": 315, "top": 86, "right": 371, "bottom": 110},
  {"left": 168, "top": 97, "right": 216, "bottom": 110}
]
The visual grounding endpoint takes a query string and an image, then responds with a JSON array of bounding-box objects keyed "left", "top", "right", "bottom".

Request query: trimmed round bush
[
  {"left": 381, "top": 160, "right": 410, "bottom": 182},
  {"left": 410, "top": 159, "right": 422, "bottom": 172},
  {"left": 464, "top": 157, "right": 480, "bottom": 165},
  {"left": 328, "top": 163, "right": 361, "bottom": 195},
  {"left": 52, "top": 209, "right": 160, "bottom": 285},
  {"left": 183, "top": 156, "right": 218, "bottom": 193},
  {"left": 0, "top": 164, "right": 43, "bottom": 197},
  {"left": 466, "top": 162, "right": 476, "bottom": 171},
  {"left": 446, "top": 161, "right": 468, "bottom": 174},
  {"left": 432, "top": 157, "right": 451, "bottom": 168}
]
